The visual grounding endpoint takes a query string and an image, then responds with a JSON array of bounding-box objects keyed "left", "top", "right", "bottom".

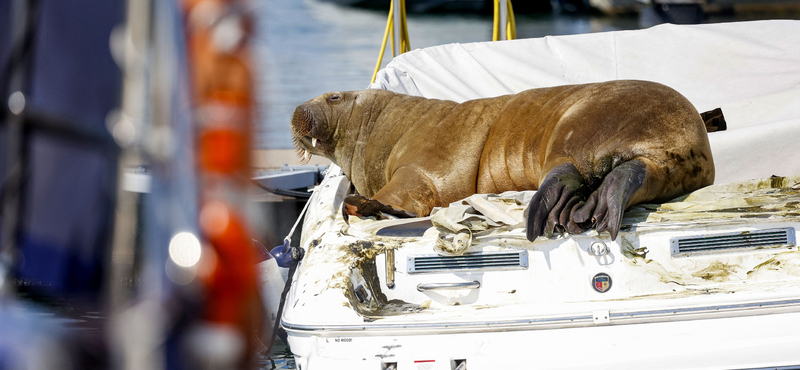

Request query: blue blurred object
[
  {"left": 1, "top": 0, "right": 123, "bottom": 367},
  {"left": 270, "top": 239, "right": 297, "bottom": 268},
  {"left": 0, "top": 0, "right": 123, "bottom": 304},
  {"left": 0, "top": 299, "right": 68, "bottom": 370}
]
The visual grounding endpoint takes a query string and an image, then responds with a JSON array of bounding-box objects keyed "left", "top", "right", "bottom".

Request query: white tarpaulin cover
[{"left": 369, "top": 20, "right": 800, "bottom": 185}]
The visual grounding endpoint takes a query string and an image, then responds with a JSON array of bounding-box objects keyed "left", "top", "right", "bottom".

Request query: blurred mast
[
  {"left": 181, "top": 0, "right": 263, "bottom": 365},
  {"left": 1, "top": 0, "right": 39, "bottom": 295},
  {"left": 109, "top": 0, "right": 151, "bottom": 313},
  {"left": 111, "top": 0, "right": 262, "bottom": 368}
]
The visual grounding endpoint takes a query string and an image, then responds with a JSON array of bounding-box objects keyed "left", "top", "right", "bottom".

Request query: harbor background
[
  {"left": 254, "top": 0, "right": 800, "bottom": 368},
  {"left": 251, "top": 0, "right": 800, "bottom": 170}
]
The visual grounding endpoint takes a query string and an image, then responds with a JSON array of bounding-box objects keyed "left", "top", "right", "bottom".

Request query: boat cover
[{"left": 369, "top": 20, "right": 800, "bottom": 186}]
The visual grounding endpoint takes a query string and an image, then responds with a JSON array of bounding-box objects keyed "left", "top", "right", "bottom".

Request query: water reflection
[{"left": 260, "top": 340, "right": 295, "bottom": 370}]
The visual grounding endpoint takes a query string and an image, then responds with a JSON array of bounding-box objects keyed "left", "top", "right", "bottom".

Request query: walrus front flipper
[
  {"left": 573, "top": 160, "right": 648, "bottom": 241},
  {"left": 344, "top": 194, "right": 417, "bottom": 219},
  {"left": 525, "top": 163, "right": 589, "bottom": 241}
]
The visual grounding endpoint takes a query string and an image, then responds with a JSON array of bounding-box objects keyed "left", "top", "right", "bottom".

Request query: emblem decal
[{"left": 592, "top": 273, "right": 612, "bottom": 293}]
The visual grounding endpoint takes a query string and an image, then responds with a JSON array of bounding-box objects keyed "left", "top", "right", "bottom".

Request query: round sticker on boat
[{"left": 592, "top": 273, "right": 612, "bottom": 293}]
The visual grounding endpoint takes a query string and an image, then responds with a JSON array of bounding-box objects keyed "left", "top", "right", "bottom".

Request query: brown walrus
[{"left": 291, "top": 80, "right": 715, "bottom": 241}]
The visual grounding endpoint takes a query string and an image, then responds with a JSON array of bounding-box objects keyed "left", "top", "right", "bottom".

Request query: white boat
[{"left": 281, "top": 20, "right": 800, "bottom": 369}]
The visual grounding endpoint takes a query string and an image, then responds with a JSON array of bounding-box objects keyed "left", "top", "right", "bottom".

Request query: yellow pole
[
  {"left": 507, "top": 0, "right": 516, "bottom": 40},
  {"left": 492, "top": 0, "right": 500, "bottom": 41},
  {"left": 493, "top": 0, "right": 516, "bottom": 41},
  {"left": 372, "top": 0, "right": 411, "bottom": 83},
  {"left": 401, "top": 0, "right": 410, "bottom": 52},
  {"left": 371, "top": 4, "right": 394, "bottom": 83}
]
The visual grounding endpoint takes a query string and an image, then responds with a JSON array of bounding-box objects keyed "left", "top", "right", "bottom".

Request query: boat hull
[
  {"left": 282, "top": 167, "right": 800, "bottom": 369},
  {"left": 287, "top": 310, "right": 800, "bottom": 369}
]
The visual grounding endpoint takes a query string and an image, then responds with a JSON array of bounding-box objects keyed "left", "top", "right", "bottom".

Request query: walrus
[{"left": 291, "top": 80, "right": 715, "bottom": 241}]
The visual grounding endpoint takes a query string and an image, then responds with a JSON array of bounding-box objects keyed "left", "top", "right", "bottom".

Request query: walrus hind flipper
[
  {"left": 525, "top": 163, "right": 592, "bottom": 241},
  {"left": 571, "top": 160, "right": 647, "bottom": 241},
  {"left": 526, "top": 160, "right": 648, "bottom": 242},
  {"left": 343, "top": 194, "right": 417, "bottom": 220}
]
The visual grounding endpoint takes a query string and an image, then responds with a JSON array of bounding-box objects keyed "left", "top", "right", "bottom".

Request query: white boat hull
[
  {"left": 288, "top": 311, "right": 800, "bottom": 369},
  {"left": 282, "top": 168, "right": 800, "bottom": 369},
  {"left": 282, "top": 20, "right": 800, "bottom": 369}
]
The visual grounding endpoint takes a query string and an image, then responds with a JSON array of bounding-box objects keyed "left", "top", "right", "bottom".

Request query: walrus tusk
[
  {"left": 303, "top": 150, "right": 310, "bottom": 162},
  {"left": 312, "top": 138, "right": 317, "bottom": 147}
]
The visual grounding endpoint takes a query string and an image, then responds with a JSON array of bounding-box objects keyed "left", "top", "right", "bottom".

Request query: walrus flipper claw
[
  {"left": 525, "top": 163, "right": 588, "bottom": 241},
  {"left": 575, "top": 160, "right": 647, "bottom": 241}
]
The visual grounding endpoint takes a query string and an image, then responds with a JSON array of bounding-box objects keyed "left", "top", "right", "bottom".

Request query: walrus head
[{"left": 291, "top": 91, "right": 355, "bottom": 163}]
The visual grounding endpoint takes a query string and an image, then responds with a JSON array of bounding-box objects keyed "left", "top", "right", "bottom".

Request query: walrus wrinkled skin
[{"left": 291, "top": 80, "right": 715, "bottom": 241}]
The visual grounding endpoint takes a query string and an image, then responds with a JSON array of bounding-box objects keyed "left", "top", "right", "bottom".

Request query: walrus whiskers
[{"left": 291, "top": 106, "right": 320, "bottom": 164}]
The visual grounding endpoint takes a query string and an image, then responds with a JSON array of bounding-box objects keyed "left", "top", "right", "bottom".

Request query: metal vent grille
[
  {"left": 407, "top": 250, "right": 528, "bottom": 274},
  {"left": 671, "top": 228, "right": 795, "bottom": 256}
]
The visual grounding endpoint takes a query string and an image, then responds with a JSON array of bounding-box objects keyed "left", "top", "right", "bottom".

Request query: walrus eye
[{"left": 327, "top": 94, "right": 341, "bottom": 103}]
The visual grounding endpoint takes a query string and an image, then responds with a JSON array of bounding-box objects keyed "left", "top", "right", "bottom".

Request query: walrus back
[{"left": 477, "top": 80, "right": 715, "bottom": 202}]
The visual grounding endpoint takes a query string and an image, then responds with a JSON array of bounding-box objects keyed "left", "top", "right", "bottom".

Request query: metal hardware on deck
[
  {"left": 671, "top": 227, "right": 795, "bottom": 256},
  {"left": 354, "top": 285, "right": 369, "bottom": 303},
  {"left": 589, "top": 241, "right": 610, "bottom": 257},
  {"left": 386, "top": 248, "right": 395, "bottom": 289},
  {"left": 408, "top": 250, "right": 528, "bottom": 274},
  {"left": 593, "top": 310, "right": 611, "bottom": 325},
  {"left": 417, "top": 281, "right": 480, "bottom": 292}
]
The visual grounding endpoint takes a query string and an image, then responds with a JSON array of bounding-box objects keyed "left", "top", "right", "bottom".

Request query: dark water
[{"left": 259, "top": 340, "right": 295, "bottom": 370}]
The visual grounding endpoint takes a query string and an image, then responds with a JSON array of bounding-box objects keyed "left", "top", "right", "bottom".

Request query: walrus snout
[
  {"left": 291, "top": 104, "right": 315, "bottom": 137},
  {"left": 291, "top": 101, "right": 336, "bottom": 162},
  {"left": 291, "top": 104, "right": 317, "bottom": 163}
]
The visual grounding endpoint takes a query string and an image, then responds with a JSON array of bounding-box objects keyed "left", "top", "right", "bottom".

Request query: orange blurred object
[
  {"left": 180, "top": 0, "right": 265, "bottom": 363},
  {"left": 199, "top": 201, "right": 259, "bottom": 325},
  {"left": 199, "top": 128, "right": 248, "bottom": 174}
]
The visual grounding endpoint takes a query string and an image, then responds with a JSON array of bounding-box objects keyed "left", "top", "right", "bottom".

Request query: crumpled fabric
[
  {"left": 425, "top": 174, "right": 800, "bottom": 255},
  {"left": 430, "top": 191, "right": 535, "bottom": 255}
]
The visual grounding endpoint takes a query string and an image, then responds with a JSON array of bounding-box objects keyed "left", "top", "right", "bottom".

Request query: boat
[
  {"left": 280, "top": 20, "right": 800, "bottom": 369},
  {"left": 318, "top": 0, "right": 487, "bottom": 13},
  {"left": 316, "top": 0, "right": 550, "bottom": 14},
  {"left": 593, "top": 0, "right": 800, "bottom": 17}
]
